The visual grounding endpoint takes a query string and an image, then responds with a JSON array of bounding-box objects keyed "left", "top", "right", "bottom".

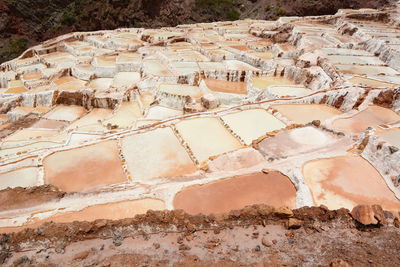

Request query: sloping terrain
[
  {"left": 0, "top": 0, "right": 391, "bottom": 63},
  {"left": 1, "top": 205, "right": 399, "bottom": 266},
  {"left": 0, "top": 1, "right": 400, "bottom": 266}
]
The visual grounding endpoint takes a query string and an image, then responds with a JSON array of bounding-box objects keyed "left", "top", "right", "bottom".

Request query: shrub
[{"left": 196, "top": 0, "right": 241, "bottom": 21}]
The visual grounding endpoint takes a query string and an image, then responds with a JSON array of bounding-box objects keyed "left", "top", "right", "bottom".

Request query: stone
[
  {"left": 183, "top": 102, "right": 205, "bottom": 113},
  {"left": 330, "top": 258, "right": 350, "bottom": 267},
  {"left": 179, "top": 244, "right": 191, "bottom": 251},
  {"left": 261, "top": 237, "right": 272, "bottom": 247},
  {"left": 73, "top": 250, "right": 90, "bottom": 261},
  {"left": 287, "top": 218, "right": 302, "bottom": 229},
  {"left": 311, "top": 120, "right": 321, "bottom": 127},
  {"left": 274, "top": 207, "right": 294, "bottom": 218},
  {"left": 201, "top": 93, "right": 219, "bottom": 109},
  {"left": 393, "top": 217, "right": 400, "bottom": 228},
  {"left": 351, "top": 205, "right": 386, "bottom": 225}
]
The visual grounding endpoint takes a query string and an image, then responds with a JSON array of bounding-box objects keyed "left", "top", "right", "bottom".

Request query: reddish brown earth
[
  {"left": 174, "top": 172, "right": 297, "bottom": 214},
  {"left": 0, "top": 205, "right": 399, "bottom": 266}
]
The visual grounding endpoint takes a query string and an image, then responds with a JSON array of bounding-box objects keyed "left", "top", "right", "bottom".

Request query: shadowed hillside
[{"left": 0, "top": 0, "right": 391, "bottom": 63}]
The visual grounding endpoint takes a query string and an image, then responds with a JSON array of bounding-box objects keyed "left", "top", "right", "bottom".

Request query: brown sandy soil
[
  {"left": 0, "top": 205, "right": 399, "bottom": 266},
  {"left": 174, "top": 172, "right": 296, "bottom": 214},
  {"left": 0, "top": 185, "right": 65, "bottom": 212}
]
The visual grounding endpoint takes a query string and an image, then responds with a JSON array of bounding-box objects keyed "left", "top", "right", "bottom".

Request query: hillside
[{"left": 0, "top": 0, "right": 390, "bottom": 63}]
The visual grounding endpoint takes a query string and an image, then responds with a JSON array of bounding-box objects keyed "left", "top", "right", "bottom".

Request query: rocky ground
[
  {"left": 0, "top": 204, "right": 399, "bottom": 266},
  {"left": 0, "top": 0, "right": 392, "bottom": 63}
]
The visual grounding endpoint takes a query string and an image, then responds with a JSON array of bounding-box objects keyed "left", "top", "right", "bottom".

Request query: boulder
[
  {"left": 287, "top": 218, "right": 302, "bottom": 229},
  {"left": 273, "top": 206, "right": 294, "bottom": 219},
  {"left": 201, "top": 93, "right": 219, "bottom": 109},
  {"left": 183, "top": 102, "right": 205, "bottom": 113},
  {"left": 351, "top": 204, "right": 386, "bottom": 225}
]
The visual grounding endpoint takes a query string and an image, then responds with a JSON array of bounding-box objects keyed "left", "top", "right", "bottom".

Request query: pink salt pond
[
  {"left": 44, "top": 140, "right": 127, "bottom": 192},
  {"left": 39, "top": 199, "right": 165, "bottom": 223},
  {"left": 271, "top": 104, "right": 342, "bottom": 124},
  {"left": 0, "top": 198, "right": 165, "bottom": 233},
  {"left": 377, "top": 128, "right": 400, "bottom": 148},
  {"left": 303, "top": 155, "right": 400, "bottom": 211},
  {"left": 44, "top": 105, "right": 87, "bottom": 122},
  {"left": 256, "top": 126, "right": 341, "bottom": 159},
  {"left": 30, "top": 119, "right": 68, "bottom": 130},
  {"left": 332, "top": 105, "right": 400, "bottom": 134},
  {"left": 121, "top": 127, "right": 196, "bottom": 181},
  {"left": 0, "top": 167, "right": 39, "bottom": 190},
  {"left": 173, "top": 171, "right": 296, "bottom": 215}
]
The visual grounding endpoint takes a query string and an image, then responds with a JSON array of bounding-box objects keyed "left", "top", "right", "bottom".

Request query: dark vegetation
[{"left": 0, "top": 0, "right": 391, "bottom": 63}]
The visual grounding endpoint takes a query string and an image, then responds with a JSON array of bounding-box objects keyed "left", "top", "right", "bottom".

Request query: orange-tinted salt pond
[
  {"left": 347, "top": 76, "right": 400, "bottom": 88},
  {"left": 44, "top": 105, "right": 87, "bottom": 122},
  {"left": 44, "top": 140, "right": 127, "bottom": 192},
  {"left": 267, "top": 85, "right": 312, "bottom": 98},
  {"left": 272, "top": 104, "right": 342, "bottom": 124},
  {"left": 103, "top": 102, "right": 142, "bottom": 129},
  {"left": 0, "top": 167, "right": 39, "bottom": 190},
  {"left": 0, "top": 198, "right": 165, "bottom": 233},
  {"left": 332, "top": 105, "right": 400, "bottom": 134},
  {"left": 221, "top": 109, "right": 286, "bottom": 145},
  {"left": 204, "top": 78, "right": 247, "bottom": 94},
  {"left": 4, "top": 129, "right": 59, "bottom": 142},
  {"left": 175, "top": 117, "right": 242, "bottom": 163},
  {"left": 158, "top": 84, "right": 202, "bottom": 98},
  {"left": 378, "top": 128, "right": 400, "bottom": 148},
  {"left": 30, "top": 119, "right": 68, "bottom": 130},
  {"left": 303, "top": 156, "right": 400, "bottom": 210},
  {"left": 67, "top": 108, "right": 113, "bottom": 131},
  {"left": 335, "top": 65, "right": 399, "bottom": 76},
  {"left": 252, "top": 76, "right": 295, "bottom": 89},
  {"left": 40, "top": 198, "right": 164, "bottom": 223},
  {"left": 174, "top": 171, "right": 296, "bottom": 215},
  {"left": 121, "top": 127, "right": 196, "bottom": 181}
]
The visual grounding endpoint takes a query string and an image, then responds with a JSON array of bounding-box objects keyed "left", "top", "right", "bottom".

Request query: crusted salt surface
[{"left": 1, "top": 3, "right": 400, "bottom": 230}]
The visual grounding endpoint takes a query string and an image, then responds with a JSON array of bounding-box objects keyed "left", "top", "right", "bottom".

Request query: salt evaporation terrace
[{"left": 1, "top": 4, "right": 400, "bottom": 232}]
